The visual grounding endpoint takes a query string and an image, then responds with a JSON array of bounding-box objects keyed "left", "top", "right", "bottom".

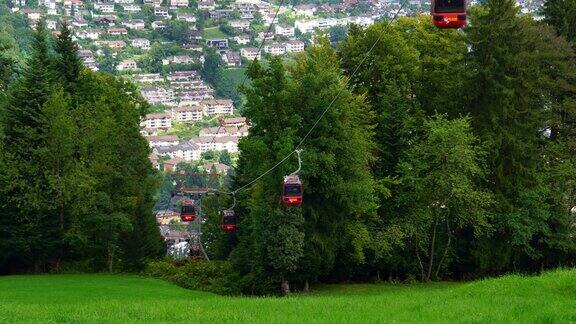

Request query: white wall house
[
  {"left": 171, "top": 106, "right": 204, "bottom": 123},
  {"left": 142, "top": 112, "right": 172, "bottom": 129},
  {"left": 201, "top": 99, "right": 234, "bottom": 115}
]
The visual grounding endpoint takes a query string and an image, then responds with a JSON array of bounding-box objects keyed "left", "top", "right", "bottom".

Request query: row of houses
[
  {"left": 146, "top": 118, "right": 249, "bottom": 168},
  {"left": 140, "top": 100, "right": 235, "bottom": 129}
]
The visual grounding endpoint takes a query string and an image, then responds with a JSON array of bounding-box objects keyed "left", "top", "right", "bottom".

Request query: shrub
[{"left": 145, "top": 259, "right": 238, "bottom": 295}]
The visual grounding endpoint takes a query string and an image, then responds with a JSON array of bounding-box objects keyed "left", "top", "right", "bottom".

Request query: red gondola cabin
[
  {"left": 431, "top": 0, "right": 466, "bottom": 29},
  {"left": 221, "top": 210, "right": 236, "bottom": 233},
  {"left": 282, "top": 175, "right": 303, "bottom": 206},
  {"left": 180, "top": 199, "right": 196, "bottom": 222}
]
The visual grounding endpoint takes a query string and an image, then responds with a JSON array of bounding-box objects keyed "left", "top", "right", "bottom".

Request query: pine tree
[
  {"left": 54, "top": 21, "right": 82, "bottom": 96},
  {"left": 0, "top": 20, "right": 59, "bottom": 272},
  {"left": 542, "top": 0, "right": 576, "bottom": 44}
]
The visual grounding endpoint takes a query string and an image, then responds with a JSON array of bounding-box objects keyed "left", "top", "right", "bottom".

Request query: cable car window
[
  {"left": 284, "top": 185, "right": 302, "bottom": 196},
  {"left": 435, "top": 0, "right": 464, "bottom": 12},
  {"left": 182, "top": 205, "right": 195, "bottom": 213}
]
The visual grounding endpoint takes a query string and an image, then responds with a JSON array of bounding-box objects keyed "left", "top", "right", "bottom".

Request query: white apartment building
[
  {"left": 171, "top": 106, "right": 204, "bottom": 123},
  {"left": 264, "top": 43, "right": 286, "bottom": 56},
  {"left": 201, "top": 99, "right": 234, "bottom": 115},
  {"left": 131, "top": 38, "right": 151, "bottom": 50},
  {"left": 240, "top": 47, "right": 261, "bottom": 60},
  {"left": 142, "top": 112, "right": 172, "bottom": 129},
  {"left": 285, "top": 40, "right": 305, "bottom": 53},
  {"left": 275, "top": 24, "right": 295, "bottom": 37}
]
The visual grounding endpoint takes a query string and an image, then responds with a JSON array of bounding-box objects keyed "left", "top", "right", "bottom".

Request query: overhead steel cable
[{"left": 226, "top": 1, "right": 409, "bottom": 196}]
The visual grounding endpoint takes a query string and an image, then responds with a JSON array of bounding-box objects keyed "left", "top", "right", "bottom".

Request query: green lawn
[
  {"left": 202, "top": 27, "right": 229, "bottom": 39},
  {"left": 2, "top": 269, "right": 576, "bottom": 322},
  {"left": 222, "top": 68, "right": 247, "bottom": 85}
]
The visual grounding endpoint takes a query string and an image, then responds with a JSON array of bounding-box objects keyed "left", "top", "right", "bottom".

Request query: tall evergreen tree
[
  {"left": 542, "top": 0, "right": 576, "bottom": 44},
  {"left": 54, "top": 21, "right": 82, "bottom": 96}
]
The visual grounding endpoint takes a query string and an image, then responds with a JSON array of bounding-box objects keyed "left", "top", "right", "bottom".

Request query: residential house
[
  {"left": 21, "top": 8, "right": 42, "bottom": 21},
  {"left": 162, "top": 55, "right": 195, "bottom": 66},
  {"left": 94, "top": 2, "right": 115, "bottom": 12},
  {"left": 295, "top": 19, "right": 316, "bottom": 33},
  {"left": 198, "top": 0, "right": 215, "bottom": 10},
  {"left": 77, "top": 29, "right": 100, "bottom": 40},
  {"left": 163, "top": 157, "right": 186, "bottom": 172},
  {"left": 175, "top": 141, "right": 201, "bottom": 161},
  {"left": 154, "top": 7, "right": 170, "bottom": 18},
  {"left": 46, "top": 19, "right": 58, "bottom": 30},
  {"left": 170, "top": 0, "right": 188, "bottom": 7},
  {"left": 146, "top": 135, "right": 179, "bottom": 147},
  {"left": 99, "top": 40, "right": 126, "bottom": 49},
  {"left": 93, "top": 16, "right": 117, "bottom": 26},
  {"left": 108, "top": 28, "right": 128, "bottom": 36},
  {"left": 202, "top": 162, "right": 231, "bottom": 174},
  {"left": 171, "top": 106, "right": 204, "bottom": 123},
  {"left": 141, "top": 86, "right": 175, "bottom": 105},
  {"left": 294, "top": 4, "right": 317, "bottom": 17},
  {"left": 123, "top": 19, "right": 146, "bottom": 30},
  {"left": 223, "top": 117, "right": 247, "bottom": 127},
  {"left": 142, "top": 112, "right": 172, "bottom": 129},
  {"left": 240, "top": 47, "right": 261, "bottom": 60},
  {"left": 122, "top": 4, "right": 141, "bottom": 12},
  {"left": 233, "top": 35, "right": 250, "bottom": 45},
  {"left": 284, "top": 40, "right": 305, "bottom": 53},
  {"left": 222, "top": 51, "right": 241, "bottom": 67},
  {"left": 71, "top": 18, "right": 88, "bottom": 28},
  {"left": 256, "top": 31, "right": 274, "bottom": 42},
  {"left": 167, "top": 70, "right": 199, "bottom": 81},
  {"left": 206, "top": 38, "right": 229, "bottom": 51},
  {"left": 275, "top": 24, "right": 295, "bottom": 37},
  {"left": 134, "top": 73, "right": 164, "bottom": 83},
  {"left": 229, "top": 19, "right": 250, "bottom": 31},
  {"left": 201, "top": 99, "right": 234, "bottom": 115},
  {"left": 117, "top": 59, "right": 138, "bottom": 71},
  {"left": 199, "top": 126, "right": 228, "bottom": 138},
  {"left": 208, "top": 9, "right": 233, "bottom": 19},
  {"left": 192, "top": 136, "right": 239, "bottom": 153},
  {"left": 114, "top": 0, "right": 134, "bottom": 3},
  {"left": 131, "top": 38, "right": 151, "bottom": 50},
  {"left": 144, "top": 0, "right": 162, "bottom": 7},
  {"left": 151, "top": 20, "right": 167, "bottom": 29},
  {"left": 177, "top": 13, "right": 196, "bottom": 22},
  {"left": 264, "top": 43, "right": 286, "bottom": 56}
]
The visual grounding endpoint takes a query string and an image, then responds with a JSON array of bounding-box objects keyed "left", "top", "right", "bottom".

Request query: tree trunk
[
  {"left": 55, "top": 202, "right": 65, "bottom": 273},
  {"left": 435, "top": 219, "right": 452, "bottom": 280},
  {"left": 281, "top": 278, "right": 290, "bottom": 295},
  {"left": 107, "top": 246, "right": 114, "bottom": 273},
  {"left": 303, "top": 280, "right": 309, "bottom": 292},
  {"left": 415, "top": 243, "right": 425, "bottom": 281},
  {"left": 426, "top": 216, "right": 439, "bottom": 281}
]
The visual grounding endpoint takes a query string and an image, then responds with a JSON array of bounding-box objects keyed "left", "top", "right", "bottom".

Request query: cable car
[
  {"left": 221, "top": 210, "right": 236, "bottom": 233},
  {"left": 180, "top": 199, "right": 196, "bottom": 222},
  {"left": 282, "top": 175, "right": 303, "bottom": 206},
  {"left": 431, "top": 0, "right": 466, "bottom": 29}
]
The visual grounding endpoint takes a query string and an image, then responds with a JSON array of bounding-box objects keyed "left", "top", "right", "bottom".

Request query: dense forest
[
  {"left": 0, "top": 21, "right": 163, "bottom": 274},
  {"left": 200, "top": 0, "right": 576, "bottom": 294},
  {"left": 1, "top": 0, "right": 576, "bottom": 296}
]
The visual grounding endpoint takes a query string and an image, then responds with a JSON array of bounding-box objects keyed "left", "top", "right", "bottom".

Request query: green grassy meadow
[
  {"left": 202, "top": 27, "right": 228, "bottom": 40},
  {"left": 2, "top": 269, "right": 576, "bottom": 322}
]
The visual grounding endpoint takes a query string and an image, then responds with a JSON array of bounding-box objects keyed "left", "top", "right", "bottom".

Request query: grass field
[
  {"left": 202, "top": 27, "right": 229, "bottom": 40},
  {"left": 2, "top": 269, "right": 576, "bottom": 322},
  {"left": 222, "top": 68, "right": 247, "bottom": 86}
]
